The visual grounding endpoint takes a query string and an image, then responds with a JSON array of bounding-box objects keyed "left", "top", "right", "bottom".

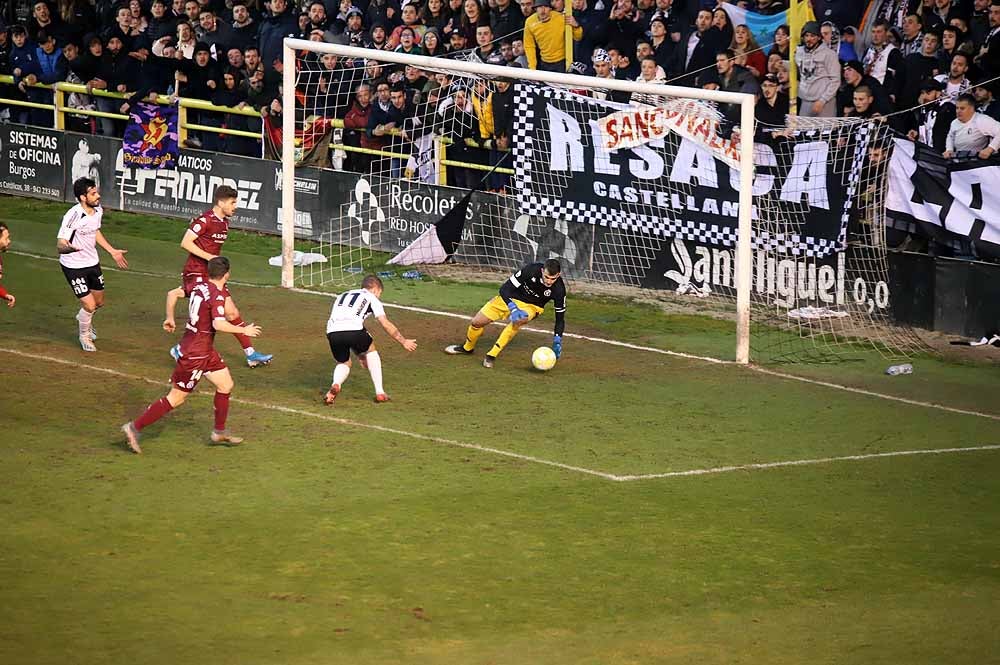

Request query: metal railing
[{"left": 0, "top": 74, "right": 515, "bottom": 184}]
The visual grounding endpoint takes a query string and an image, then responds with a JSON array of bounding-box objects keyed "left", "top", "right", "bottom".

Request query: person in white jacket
[{"left": 944, "top": 92, "right": 1000, "bottom": 159}]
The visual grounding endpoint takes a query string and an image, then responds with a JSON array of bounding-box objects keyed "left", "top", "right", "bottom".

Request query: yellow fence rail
[{"left": 0, "top": 75, "right": 515, "bottom": 184}]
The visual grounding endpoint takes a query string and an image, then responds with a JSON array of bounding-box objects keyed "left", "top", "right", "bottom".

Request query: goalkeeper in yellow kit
[{"left": 445, "top": 259, "right": 566, "bottom": 368}]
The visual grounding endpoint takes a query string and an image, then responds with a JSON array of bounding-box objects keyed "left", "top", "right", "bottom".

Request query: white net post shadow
[{"left": 280, "top": 39, "right": 927, "bottom": 364}]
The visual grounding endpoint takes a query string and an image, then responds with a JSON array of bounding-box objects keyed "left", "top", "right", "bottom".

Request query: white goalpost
[
  {"left": 278, "top": 38, "right": 928, "bottom": 365},
  {"left": 280, "top": 38, "right": 756, "bottom": 363}
]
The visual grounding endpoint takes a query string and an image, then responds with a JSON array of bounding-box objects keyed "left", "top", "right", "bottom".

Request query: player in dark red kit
[
  {"left": 0, "top": 222, "right": 15, "bottom": 308},
  {"left": 123, "top": 257, "right": 262, "bottom": 454},
  {"left": 167, "top": 185, "right": 273, "bottom": 367}
]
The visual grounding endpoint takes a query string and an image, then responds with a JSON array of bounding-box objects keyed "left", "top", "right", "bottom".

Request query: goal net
[{"left": 280, "top": 39, "right": 927, "bottom": 364}]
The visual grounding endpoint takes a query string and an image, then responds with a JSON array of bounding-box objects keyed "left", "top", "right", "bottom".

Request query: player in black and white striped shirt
[
  {"left": 56, "top": 178, "right": 130, "bottom": 351},
  {"left": 324, "top": 274, "right": 418, "bottom": 404}
]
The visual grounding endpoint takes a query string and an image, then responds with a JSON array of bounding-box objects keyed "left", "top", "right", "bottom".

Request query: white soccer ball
[{"left": 531, "top": 346, "right": 557, "bottom": 371}]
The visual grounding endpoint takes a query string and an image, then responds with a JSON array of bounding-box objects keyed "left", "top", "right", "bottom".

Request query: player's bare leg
[
  {"left": 166, "top": 286, "right": 185, "bottom": 360},
  {"left": 445, "top": 311, "right": 492, "bottom": 355},
  {"left": 225, "top": 298, "right": 273, "bottom": 368},
  {"left": 122, "top": 388, "right": 188, "bottom": 454},
  {"left": 205, "top": 368, "right": 243, "bottom": 445},
  {"left": 325, "top": 358, "right": 351, "bottom": 405}
]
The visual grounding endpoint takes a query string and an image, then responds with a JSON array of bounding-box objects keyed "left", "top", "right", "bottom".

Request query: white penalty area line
[
  {"left": 3, "top": 347, "right": 999, "bottom": 483},
  {"left": 0, "top": 347, "right": 619, "bottom": 482},
  {"left": 11, "top": 251, "right": 1000, "bottom": 424}
]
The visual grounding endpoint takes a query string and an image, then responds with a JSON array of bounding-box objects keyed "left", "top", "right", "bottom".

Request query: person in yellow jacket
[{"left": 523, "top": 0, "right": 582, "bottom": 72}]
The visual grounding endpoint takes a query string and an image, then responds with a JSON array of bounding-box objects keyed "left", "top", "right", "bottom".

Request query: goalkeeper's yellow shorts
[{"left": 480, "top": 296, "right": 545, "bottom": 323}]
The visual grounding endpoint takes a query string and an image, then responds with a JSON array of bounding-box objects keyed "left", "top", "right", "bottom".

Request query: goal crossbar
[{"left": 280, "top": 39, "right": 756, "bottom": 363}]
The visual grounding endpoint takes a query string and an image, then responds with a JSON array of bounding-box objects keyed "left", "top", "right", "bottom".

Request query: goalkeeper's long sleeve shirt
[{"left": 499, "top": 262, "right": 567, "bottom": 336}]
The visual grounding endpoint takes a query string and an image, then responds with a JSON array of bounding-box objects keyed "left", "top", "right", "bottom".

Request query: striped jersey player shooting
[
  {"left": 56, "top": 178, "right": 130, "bottom": 351},
  {"left": 122, "top": 257, "right": 262, "bottom": 454},
  {"left": 166, "top": 185, "right": 273, "bottom": 368},
  {"left": 324, "top": 274, "right": 418, "bottom": 404},
  {"left": 445, "top": 259, "right": 566, "bottom": 368}
]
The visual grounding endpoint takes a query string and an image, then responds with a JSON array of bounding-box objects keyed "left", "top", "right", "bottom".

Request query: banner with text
[
  {"left": 122, "top": 102, "right": 179, "bottom": 170},
  {"left": 0, "top": 125, "right": 64, "bottom": 200},
  {"left": 512, "top": 84, "right": 867, "bottom": 260}
]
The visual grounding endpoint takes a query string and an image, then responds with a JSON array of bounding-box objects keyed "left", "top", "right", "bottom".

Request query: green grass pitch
[{"left": 0, "top": 196, "right": 998, "bottom": 665}]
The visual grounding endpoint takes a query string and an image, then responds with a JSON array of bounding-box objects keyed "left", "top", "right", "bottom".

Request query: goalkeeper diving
[{"left": 445, "top": 259, "right": 566, "bottom": 368}]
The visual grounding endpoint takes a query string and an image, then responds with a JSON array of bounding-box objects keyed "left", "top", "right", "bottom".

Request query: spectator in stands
[
  {"left": 198, "top": 9, "right": 235, "bottom": 52},
  {"left": 176, "top": 41, "right": 220, "bottom": 145},
  {"left": 518, "top": 0, "right": 535, "bottom": 23},
  {"left": 368, "top": 23, "right": 391, "bottom": 49},
  {"left": 796, "top": 21, "right": 840, "bottom": 117},
  {"left": 305, "top": 1, "right": 329, "bottom": 32},
  {"left": 731, "top": 24, "right": 765, "bottom": 79},
  {"left": 906, "top": 78, "right": 955, "bottom": 152},
  {"left": 940, "top": 25, "right": 974, "bottom": 71},
  {"left": 230, "top": 2, "right": 259, "bottom": 51},
  {"left": 388, "top": 2, "right": 427, "bottom": 47},
  {"left": 863, "top": 19, "right": 904, "bottom": 104},
  {"left": 460, "top": 0, "right": 489, "bottom": 44},
  {"left": 259, "top": 0, "right": 298, "bottom": 73},
  {"left": 900, "top": 13, "right": 925, "bottom": 55},
  {"left": 473, "top": 23, "right": 505, "bottom": 63},
  {"left": 146, "top": 0, "right": 175, "bottom": 42},
  {"left": 395, "top": 26, "right": 423, "bottom": 54},
  {"left": 523, "top": 0, "right": 581, "bottom": 71},
  {"left": 29, "top": 1, "right": 71, "bottom": 45},
  {"left": 926, "top": 0, "right": 966, "bottom": 32},
  {"left": 848, "top": 85, "right": 883, "bottom": 119},
  {"left": 970, "top": 0, "right": 991, "bottom": 47},
  {"left": 589, "top": 47, "right": 614, "bottom": 98},
  {"left": 607, "top": 0, "right": 646, "bottom": 55},
  {"left": 755, "top": 72, "right": 789, "bottom": 132},
  {"left": 899, "top": 30, "right": 943, "bottom": 110},
  {"left": 183, "top": 0, "right": 201, "bottom": 27},
  {"left": 630, "top": 56, "right": 666, "bottom": 105},
  {"left": 421, "top": 0, "right": 451, "bottom": 33},
  {"left": 839, "top": 59, "right": 892, "bottom": 117},
  {"left": 175, "top": 21, "right": 196, "bottom": 57},
  {"left": 343, "top": 81, "right": 374, "bottom": 172},
  {"left": 490, "top": 0, "right": 524, "bottom": 41},
  {"left": 935, "top": 51, "right": 972, "bottom": 101},
  {"left": 839, "top": 25, "right": 860, "bottom": 61},
  {"left": 368, "top": 80, "right": 412, "bottom": 177},
  {"left": 671, "top": 8, "right": 723, "bottom": 87},
  {"left": 973, "top": 1, "right": 1000, "bottom": 77},
  {"left": 712, "top": 49, "right": 760, "bottom": 125},
  {"left": 710, "top": 7, "right": 734, "bottom": 47},
  {"left": 242, "top": 45, "right": 262, "bottom": 80},
  {"left": 421, "top": 27, "right": 444, "bottom": 55},
  {"left": 436, "top": 83, "right": 480, "bottom": 188},
  {"left": 944, "top": 92, "right": 1000, "bottom": 158},
  {"left": 973, "top": 81, "right": 1000, "bottom": 119},
  {"left": 367, "top": 0, "right": 402, "bottom": 35},
  {"left": 340, "top": 7, "right": 366, "bottom": 46},
  {"left": 769, "top": 23, "right": 790, "bottom": 62},
  {"left": 648, "top": 16, "right": 673, "bottom": 71}
]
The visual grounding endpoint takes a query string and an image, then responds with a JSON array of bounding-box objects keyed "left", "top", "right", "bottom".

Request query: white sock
[
  {"left": 332, "top": 363, "right": 350, "bottom": 388},
  {"left": 76, "top": 308, "right": 93, "bottom": 337},
  {"left": 244, "top": 346, "right": 255, "bottom": 357},
  {"left": 365, "top": 351, "right": 384, "bottom": 395}
]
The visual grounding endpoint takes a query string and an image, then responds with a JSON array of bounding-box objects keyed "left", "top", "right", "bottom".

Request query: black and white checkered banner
[{"left": 511, "top": 84, "right": 866, "bottom": 258}]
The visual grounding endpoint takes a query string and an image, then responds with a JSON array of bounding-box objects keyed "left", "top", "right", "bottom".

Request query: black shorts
[
  {"left": 327, "top": 329, "right": 373, "bottom": 363},
  {"left": 61, "top": 263, "right": 104, "bottom": 298}
]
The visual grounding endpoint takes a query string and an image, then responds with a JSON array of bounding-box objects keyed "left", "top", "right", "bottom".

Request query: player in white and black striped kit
[
  {"left": 57, "top": 178, "right": 130, "bottom": 351},
  {"left": 324, "top": 274, "right": 418, "bottom": 404}
]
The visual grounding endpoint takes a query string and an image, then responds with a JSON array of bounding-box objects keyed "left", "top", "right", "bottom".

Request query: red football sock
[
  {"left": 213, "top": 392, "right": 231, "bottom": 431},
  {"left": 229, "top": 316, "right": 253, "bottom": 350},
  {"left": 134, "top": 397, "right": 174, "bottom": 431}
]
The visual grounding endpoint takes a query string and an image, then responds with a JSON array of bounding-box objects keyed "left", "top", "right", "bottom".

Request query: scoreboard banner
[{"left": 511, "top": 83, "right": 870, "bottom": 259}]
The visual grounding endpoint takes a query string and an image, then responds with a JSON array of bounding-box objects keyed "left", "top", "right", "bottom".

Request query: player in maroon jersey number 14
[
  {"left": 167, "top": 185, "right": 273, "bottom": 368},
  {"left": 122, "top": 257, "right": 262, "bottom": 454}
]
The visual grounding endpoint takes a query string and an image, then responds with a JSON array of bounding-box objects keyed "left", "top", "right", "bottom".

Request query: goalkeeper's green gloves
[
  {"left": 552, "top": 334, "right": 562, "bottom": 358},
  {"left": 507, "top": 300, "right": 528, "bottom": 323}
]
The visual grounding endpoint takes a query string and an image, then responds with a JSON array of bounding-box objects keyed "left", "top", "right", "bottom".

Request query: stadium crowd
[{"left": 2, "top": 0, "right": 1000, "bottom": 252}]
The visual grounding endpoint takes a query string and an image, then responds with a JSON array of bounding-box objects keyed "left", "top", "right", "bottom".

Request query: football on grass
[{"left": 531, "top": 346, "right": 557, "bottom": 371}]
